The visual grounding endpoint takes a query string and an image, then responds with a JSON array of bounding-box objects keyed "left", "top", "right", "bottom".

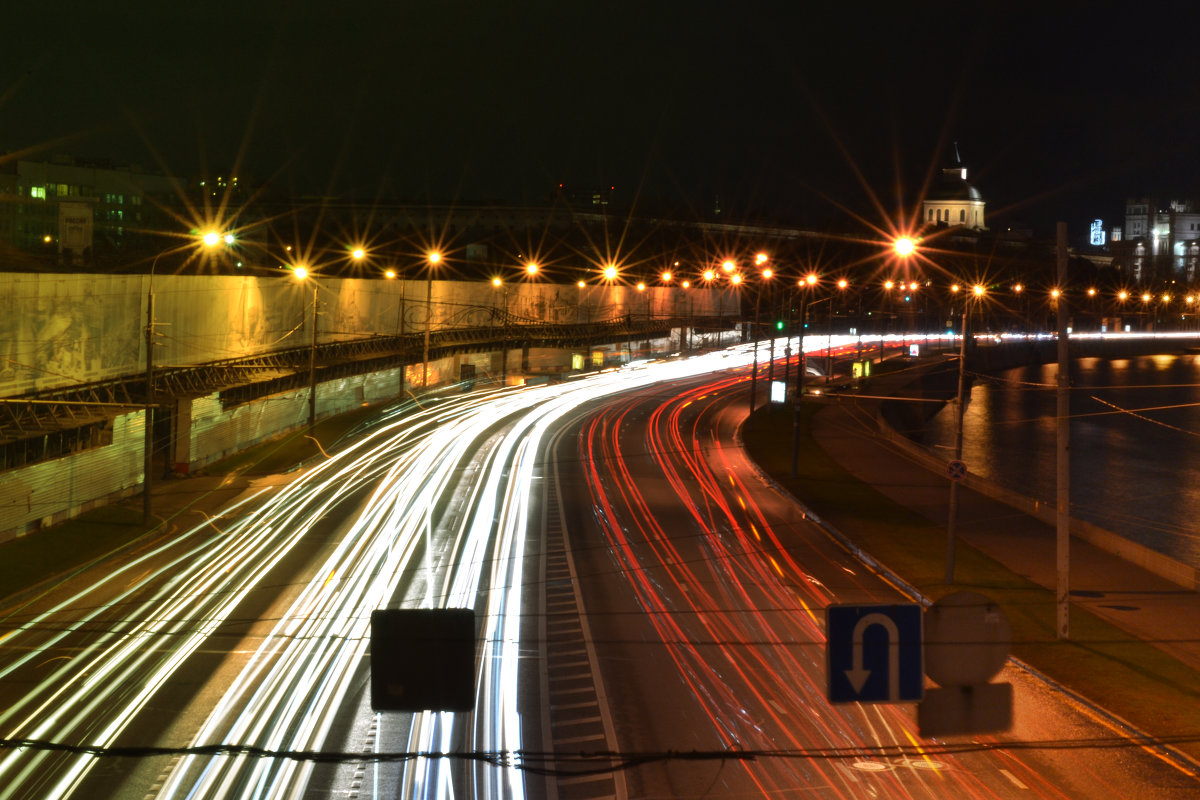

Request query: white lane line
[{"left": 999, "top": 768, "right": 1029, "bottom": 790}]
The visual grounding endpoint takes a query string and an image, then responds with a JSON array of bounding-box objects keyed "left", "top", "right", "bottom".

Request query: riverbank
[{"left": 742, "top": 363, "right": 1200, "bottom": 766}]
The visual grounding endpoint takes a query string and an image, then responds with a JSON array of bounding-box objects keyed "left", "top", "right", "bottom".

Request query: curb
[{"left": 735, "top": 407, "right": 1200, "bottom": 776}]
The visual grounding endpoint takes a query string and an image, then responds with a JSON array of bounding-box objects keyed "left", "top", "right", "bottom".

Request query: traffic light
[{"left": 775, "top": 320, "right": 785, "bottom": 331}]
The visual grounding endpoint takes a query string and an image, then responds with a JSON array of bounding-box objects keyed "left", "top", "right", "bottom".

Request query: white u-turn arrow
[{"left": 845, "top": 612, "right": 900, "bottom": 699}]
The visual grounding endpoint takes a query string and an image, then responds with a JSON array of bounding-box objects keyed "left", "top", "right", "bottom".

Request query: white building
[{"left": 922, "top": 148, "right": 986, "bottom": 231}]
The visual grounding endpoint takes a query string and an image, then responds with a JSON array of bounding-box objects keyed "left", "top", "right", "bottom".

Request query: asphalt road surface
[{"left": 1, "top": 341, "right": 1197, "bottom": 799}]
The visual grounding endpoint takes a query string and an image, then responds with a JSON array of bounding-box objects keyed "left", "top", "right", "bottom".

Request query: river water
[{"left": 916, "top": 353, "right": 1200, "bottom": 566}]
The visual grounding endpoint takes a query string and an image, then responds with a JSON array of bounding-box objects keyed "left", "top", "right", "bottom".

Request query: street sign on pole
[
  {"left": 947, "top": 460, "right": 967, "bottom": 482},
  {"left": 918, "top": 591, "right": 1013, "bottom": 737},
  {"left": 826, "top": 603, "right": 923, "bottom": 704},
  {"left": 770, "top": 379, "right": 787, "bottom": 404}
]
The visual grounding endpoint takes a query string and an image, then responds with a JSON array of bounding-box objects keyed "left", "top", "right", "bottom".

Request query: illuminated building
[{"left": 922, "top": 144, "right": 987, "bottom": 231}]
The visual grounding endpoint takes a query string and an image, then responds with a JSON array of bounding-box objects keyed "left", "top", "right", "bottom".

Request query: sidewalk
[{"left": 809, "top": 371, "right": 1200, "bottom": 674}]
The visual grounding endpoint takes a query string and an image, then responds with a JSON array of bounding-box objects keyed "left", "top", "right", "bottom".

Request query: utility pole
[
  {"left": 1056, "top": 222, "right": 1071, "bottom": 639},
  {"left": 946, "top": 305, "right": 968, "bottom": 584},
  {"left": 307, "top": 282, "right": 318, "bottom": 430},
  {"left": 143, "top": 285, "right": 155, "bottom": 525},
  {"left": 790, "top": 298, "right": 808, "bottom": 477},
  {"left": 423, "top": 252, "right": 441, "bottom": 390}
]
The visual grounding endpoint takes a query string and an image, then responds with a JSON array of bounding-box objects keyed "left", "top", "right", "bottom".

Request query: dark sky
[{"left": 3, "top": 1, "right": 1195, "bottom": 237}]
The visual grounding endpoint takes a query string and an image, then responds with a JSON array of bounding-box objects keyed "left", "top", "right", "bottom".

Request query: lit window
[{"left": 30, "top": 187, "right": 45, "bottom": 200}]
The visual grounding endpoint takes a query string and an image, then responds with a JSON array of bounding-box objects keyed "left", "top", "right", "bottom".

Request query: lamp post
[
  {"left": 804, "top": 294, "right": 835, "bottom": 383},
  {"left": 791, "top": 272, "right": 818, "bottom": 477},
  {"left": 730, "top": 272, "right": 745, "bottom": 348},
  {"left": 945, "top": 282, "right": 986, "bottom": 584},
  {"left": 602, "top": 263, "right": 619, "bottom": 319},
  {"left": 749, "top": 255, "right": 771, "bottom": 412},
  {"left": 891, "top": 236, "right": 918, "bottom": 358},
  {"left": 291, "top": 266, "right": 320, "bottom": 430},
  {"left": 700, "top": 269, "right": 716, "bottom": 348},
  {"left": 143, "top": 250, "right": 163, "bottom": 525},
  {"left": 144, "top": 231, "right": 229, "bottom": 524},
  {"left": 680, "top": 278, "right": 692, "bottom": 352},
  {"left": 1013, "top": 283, "right": 1026, "bottom": 338},
  {"left": 423, "top": 251, "right": 441, "bottom": 390},
  {"left": 833, "top": 278, "right": 849, "bottom": 377},
  {"left": 720, "top": 259, "right": 737, "bottom": 322},
  {"left": 385, "top": 266, "right": 406, "bottom": 395},
  {"left": 492, "top": 277, "right": 509, "bottom": 383}
]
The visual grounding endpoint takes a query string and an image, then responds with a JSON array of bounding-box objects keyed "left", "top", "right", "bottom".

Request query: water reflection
[{"left": 919, "top": 355, "right": 1200, "bottom": 564}]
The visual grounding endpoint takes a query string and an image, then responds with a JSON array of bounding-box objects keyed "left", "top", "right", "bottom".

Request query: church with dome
[{"left": 923, "top": 145, "right": 986, "bottom": 231}]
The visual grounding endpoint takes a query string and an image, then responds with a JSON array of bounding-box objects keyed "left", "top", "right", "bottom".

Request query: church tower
[{"left": 922, "top": 144, "right": 986, "bottom": 231}]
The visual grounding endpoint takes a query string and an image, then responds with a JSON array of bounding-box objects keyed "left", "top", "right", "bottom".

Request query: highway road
[
  {"left": 0, "top": 345, "right": 759, "bottom": 799},
  {"left": 0, "top": 335, "right": 1197, "bottom": 799},
  {"left": 546, "top": 366, "right": 1200, "bottom": 798}
]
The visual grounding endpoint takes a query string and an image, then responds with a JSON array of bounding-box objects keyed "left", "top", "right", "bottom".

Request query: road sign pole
[
  {"left": 946, "top": 306, "right": 968, "bottom": 585},
  {"left": 1056, "top": 222, "right": 1071, "bottom": 640}
]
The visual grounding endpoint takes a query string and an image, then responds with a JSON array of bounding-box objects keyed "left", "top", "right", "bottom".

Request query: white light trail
[{"left": 0, "top": 340, "right": 859, "bottom": 799}]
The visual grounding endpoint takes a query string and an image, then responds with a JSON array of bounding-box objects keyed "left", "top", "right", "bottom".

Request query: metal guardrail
[{"left": 0, "top": 316, "right": 737, "bottom": 442}]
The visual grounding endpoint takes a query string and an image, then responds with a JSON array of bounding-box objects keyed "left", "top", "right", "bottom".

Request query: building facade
[
  {"left": 0, "top": 155, "right": 177, "bottom": 267},
  {"left": 1118, "top": 197, "right": 1200, "bottom": 282},
  {"left": 922, "top": 149, "right": 986, "bottom": 231}
]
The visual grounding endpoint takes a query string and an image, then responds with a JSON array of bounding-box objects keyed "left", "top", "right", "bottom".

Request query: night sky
[{"left": 4, "top": 1, "right": 1197, "bottom": 237}]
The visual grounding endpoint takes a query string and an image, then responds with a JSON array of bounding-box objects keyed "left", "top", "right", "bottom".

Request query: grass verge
[{"left": 743, "top": 401, "right": 1200, "bottom": 763}]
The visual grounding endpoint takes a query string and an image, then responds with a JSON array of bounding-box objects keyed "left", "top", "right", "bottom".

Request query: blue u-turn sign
[{"left": 826, "top": 603, "right": 924, "bottom": 704}]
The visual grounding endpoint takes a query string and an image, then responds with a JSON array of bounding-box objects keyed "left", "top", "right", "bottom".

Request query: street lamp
[
  {"left": 385, "top": 266, "right": 407, "bottom": 395},
  {"left": 944, "top": 282, "right": 986, "bottom": 584},
  {"left": 143, "top": 231, "right": 229, "bottom": 524},
  {"left": 1013, "top": 283, "right": 1026, "bottom": 335},
  {"left": 790, "top": 273, "right": 819, "bottom": 477},
  {"left": 750, "top": 260, "right": 773, "bottom": 412},
  {"left": 602, "top": 263, "right": 619, "bottom": 322},
  {"left": 679, "top": 278, "right": 693, "bottom": 351},
  {"left": 291, "top": 265, "right": 320, "bottom": 430},
  {"left": 492, "top": 277, "right": 509, "bottom": 383},
  {"left": 423, "top": 251, "right": 441, "bottom": 390}
]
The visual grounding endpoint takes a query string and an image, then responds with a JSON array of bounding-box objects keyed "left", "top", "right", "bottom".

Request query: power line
[{"left": 3, "top": 734, "right": 1199, "bottom": 775}]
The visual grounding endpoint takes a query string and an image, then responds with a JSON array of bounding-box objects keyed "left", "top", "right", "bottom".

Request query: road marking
[
  {"left": 846, "top": 612, "right": 900, "bottom": 698},
  {"left": 999, "top": 769, "right": 1029, "bottom": 789}
]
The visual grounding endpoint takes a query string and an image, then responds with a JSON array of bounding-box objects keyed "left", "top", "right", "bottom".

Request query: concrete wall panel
[
  {"left": 0, "top": 272, "right": 729, "bottom": 398},
  {"left": 0, "top": 411, "right": 143, "bottom": 542}
]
